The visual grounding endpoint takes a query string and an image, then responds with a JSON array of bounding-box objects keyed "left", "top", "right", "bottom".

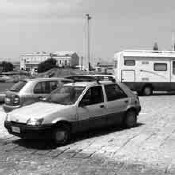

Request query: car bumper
[{"left": 4, "top": 121, "right": 53, "bottom": 139}]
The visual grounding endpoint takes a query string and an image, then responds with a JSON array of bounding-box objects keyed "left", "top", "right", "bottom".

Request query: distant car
[
  {"left": 0, "top": 82, "right": 15, "bottom": 103},
  {"left": 3, "top": 77, "right": 72, "bottom": 112},
  {"left": 4, "top": 79, "right": 141, "bottom": 146},
  {"left": 65, "top": 74, "right": 116, "bottom": 82},
  {"left": 0, "top": 75, "right": 11, "bottom": 82}
]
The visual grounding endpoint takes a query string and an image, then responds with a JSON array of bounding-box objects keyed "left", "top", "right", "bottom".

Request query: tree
[
  {"left": 2, "top": 61, "right": 13, "bottom": 72},
  {"left": 37, "top": 58, "right": 57, "bottom": 73},
  {"left": 153, "top": 42, "right": 158, "bottom": 51}
]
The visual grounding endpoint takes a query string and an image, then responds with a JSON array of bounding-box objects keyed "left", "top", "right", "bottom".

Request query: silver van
[{"left": 3, "top": 77, "right": 72, "bottom": 112}]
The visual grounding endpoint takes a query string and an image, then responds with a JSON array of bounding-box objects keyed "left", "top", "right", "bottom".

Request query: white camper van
[{"left": 114, "top": 50, "right": 175, "bottom": 95}]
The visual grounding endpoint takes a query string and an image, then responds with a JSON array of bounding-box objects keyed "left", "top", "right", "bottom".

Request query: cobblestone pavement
[{"left": 0, "top": 94, "right": 175, "bottom": 174}]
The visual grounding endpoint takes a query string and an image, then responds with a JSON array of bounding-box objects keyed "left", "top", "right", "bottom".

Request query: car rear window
[{"left": 10, "top": 80, "right": 27, "bottom": 92}]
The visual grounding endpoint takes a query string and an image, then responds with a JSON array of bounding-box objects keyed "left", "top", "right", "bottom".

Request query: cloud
[{"left": 0, "top": 0, "right": 83, "bottom": 19}]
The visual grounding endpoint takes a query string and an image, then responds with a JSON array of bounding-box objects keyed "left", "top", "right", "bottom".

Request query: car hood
[{"left": 8, "top": 102, "right": 70, "bottom": 123}]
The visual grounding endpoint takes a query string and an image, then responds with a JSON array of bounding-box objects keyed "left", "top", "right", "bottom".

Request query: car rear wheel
[
  {"left": 123, "top": 110, "right": 137, "bottom": 128},
  {"left": 52, "top": 125, "right": 70, "bottom": 146}
]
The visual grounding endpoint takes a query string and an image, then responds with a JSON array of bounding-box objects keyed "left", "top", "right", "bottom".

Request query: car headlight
[{"left": 27, "top": 118, "right": 44, "bottom": 126}]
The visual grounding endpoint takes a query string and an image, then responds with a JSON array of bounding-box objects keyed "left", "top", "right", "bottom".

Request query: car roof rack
[{"left": 95, "top": 76, "right": 116, "bottom": 84}]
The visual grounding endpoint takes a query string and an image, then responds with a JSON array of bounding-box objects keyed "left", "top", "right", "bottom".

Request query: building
[
  {"left": 20, "top": 52, "right": 51, "bottom": 71},
  {"left": 12, "top": 61, "right": 20, "bottom": 71},
  {"left": 20, "top": 51, "right": 79, "bottom": 72},
  {"left": 50, "top": 51, "right": 79, "bottom": 68}
]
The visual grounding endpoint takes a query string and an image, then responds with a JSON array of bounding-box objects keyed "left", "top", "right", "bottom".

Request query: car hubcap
[{"left": 55, "top": 131, "right": 67, "bottom": 143}]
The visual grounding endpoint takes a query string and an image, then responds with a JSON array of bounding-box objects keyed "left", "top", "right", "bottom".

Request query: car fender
[{"left": 50, "top": 107, "right": 77, "bottom": 124}]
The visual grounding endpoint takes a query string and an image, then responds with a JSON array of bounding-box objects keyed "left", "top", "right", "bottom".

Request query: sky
[{"left": 1, "top": 0, "right": 175, "bottom": 63}]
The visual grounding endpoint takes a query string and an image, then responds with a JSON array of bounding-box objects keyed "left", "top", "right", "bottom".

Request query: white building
[
  {"left": 50, "top": 51, "right": 79, "bottom": 68},
  {"left": 20, "top": 52, "right": 51, "bottom": 71},
  {"left": 20, "top": 51, "right": 79, "bottom": 71}
]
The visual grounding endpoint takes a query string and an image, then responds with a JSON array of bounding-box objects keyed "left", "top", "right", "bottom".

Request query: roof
[
  {"left": 51, "top": 51, "right": 75, "bottom": 56},
  {"left": 115, "top": 50, "right": 175, "bottom": 58}
]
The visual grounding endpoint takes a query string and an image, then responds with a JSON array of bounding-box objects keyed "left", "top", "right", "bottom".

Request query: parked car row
[{"left": 3, "top": 74, "right": 141, "bottom": 146}]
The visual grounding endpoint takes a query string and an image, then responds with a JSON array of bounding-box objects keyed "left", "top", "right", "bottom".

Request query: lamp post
[{"left": 86, "top": 14, "right": 91, "bottom": 72}]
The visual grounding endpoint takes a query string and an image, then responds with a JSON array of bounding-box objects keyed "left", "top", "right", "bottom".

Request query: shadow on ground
[
  {"left": 139, "top": 91, "right": 175, "bottom": 97},
  {"left": 12, "top": 122, "right": 144, "bottom": 150}
]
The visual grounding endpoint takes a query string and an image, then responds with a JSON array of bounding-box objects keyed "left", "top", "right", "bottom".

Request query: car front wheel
[
  {"left": 52, "top": 125, "right": 70, "bottom": 146},
  {"left": 123, "top": 110, "right": 137, "bottom": 128}
]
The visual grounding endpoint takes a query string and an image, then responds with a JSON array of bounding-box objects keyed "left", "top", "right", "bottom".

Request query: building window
[
  {"left": 124, "top": 60, "right": 135, "bottom": 66},
  {"left": 142, "top": 61, "right": 149, "bottom": 64},
  {"left": 154, "top": 63, "right": 167, "bottom": 71},
  {"left": 114, "top": 60, "right": 118, "bottom": 68}
]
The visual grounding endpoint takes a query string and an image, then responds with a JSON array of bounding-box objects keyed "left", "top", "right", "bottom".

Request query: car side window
[
  {"left": 80, "top": 86, "right": 104, "bottom": 106},
  {"left": 50, "top": 81, "right": 58, "bottom": 91},
  {"left": 105, "top": 84, "right": 127, "bottom": 101},
  {"left": 34, "top": 82, "right": 44, "bottom": 94},
  {"left": 34, "top": 82, "right": 49, "bottom": 94}
]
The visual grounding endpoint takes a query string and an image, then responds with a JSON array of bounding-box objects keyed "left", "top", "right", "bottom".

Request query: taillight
[{"left": 13, "top": 95, "right": 20, "bottom": 105}]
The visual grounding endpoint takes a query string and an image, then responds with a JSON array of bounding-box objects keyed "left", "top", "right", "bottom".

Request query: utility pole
[
  {"left": 86, "top": 14, "right": 91, "bottom": 72},
  {"left": 172, "top": 31, "right": 175, "bottom": 51}
]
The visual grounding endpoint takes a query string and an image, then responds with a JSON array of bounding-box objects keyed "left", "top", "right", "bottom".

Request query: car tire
[
  {"left": 142, "top": 86, "right": 153, "bottom": 96},
  {"left": 52, "top": 125, "right": 70, "bottom": 146},
  {"left": 123, "top": 110, "right": 137, "bottom": 128}
]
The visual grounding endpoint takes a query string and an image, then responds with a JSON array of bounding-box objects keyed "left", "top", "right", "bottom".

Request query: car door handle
[
  {"left": 100, "top": 105, "right": 105, "bottom": 108},
  {"left": 124, "top": 100, "right": 129, "bottom": 103}
]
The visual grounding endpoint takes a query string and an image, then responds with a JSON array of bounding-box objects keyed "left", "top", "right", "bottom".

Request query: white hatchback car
[{"left": 4, "top": 79, "right": 141, "bottom": 145}]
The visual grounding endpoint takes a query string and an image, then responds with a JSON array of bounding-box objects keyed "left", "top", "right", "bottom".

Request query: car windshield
[
  {"left": 10, "top": 80, "right": 27, "bottom": 92},
  {"left": 47, "top": 85, "right": 85, "bottom": 105}
]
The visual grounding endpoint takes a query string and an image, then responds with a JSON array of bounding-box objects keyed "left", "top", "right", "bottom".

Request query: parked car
[
  {"left": 0, "top": 82, "right": 15, "bottom": 103},
  {"left": 0, "top": 75, "right": 11, "bottom": 82},
  {"left": 4, "top": 79, "right": 141, "bottom": 146},
  {"left": 3, "top": 77, "right": 72, "bottom": 112}
]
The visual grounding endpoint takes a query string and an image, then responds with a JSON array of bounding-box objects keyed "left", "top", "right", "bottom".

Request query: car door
[
  {"left": 77, "top": 85, "right": 107, "bottom": 131},
  {"left": 23, "top": 81, "right": 54, "bottom": 106},
  {"left": 104, "top": 84, "right": 129, "bottom": 126}
]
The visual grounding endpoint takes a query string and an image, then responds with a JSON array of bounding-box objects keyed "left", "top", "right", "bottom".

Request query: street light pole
[{"left": 86, "top": 14, "right": 91, "bottom": 72}]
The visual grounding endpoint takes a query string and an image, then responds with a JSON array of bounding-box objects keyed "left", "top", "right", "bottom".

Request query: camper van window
[
  {"left": 154, "top": 63, "right": 167, "bottom": 71},
  {"left": 173, "top": 61, "right": 175, "bottom": 74},
  {"left": 124, "top": 60, "right": 135, "bottom": 66}
]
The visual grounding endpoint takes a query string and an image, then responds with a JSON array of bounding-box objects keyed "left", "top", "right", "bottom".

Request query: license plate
[{"left": 11, "top": 126, "right": 20, "bottom": 133}]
